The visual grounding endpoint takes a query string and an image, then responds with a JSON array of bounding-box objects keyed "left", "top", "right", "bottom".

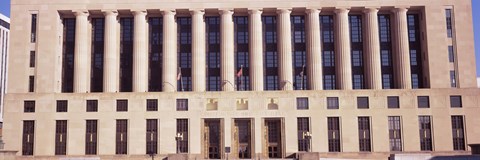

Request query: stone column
[
  {"left": 103, "top": 10, "right": 119, "bottom": 92},
  {"left": 191, "top": 10, "right": 206, "bottom": 92},
  {"left": 73, "top": 11, "right": 89, "bottom": 93},
  {"left": 249, "top": 9, "right": 264, "bottom": 91},
  {"left": 393, "top": 7, "right": 412, "bottom": 89},
  {"left": 277, "top": 9, "right": 293, "bottom": 91},
  {"left": 364, "top": 8, "right": 383, "bottom": 90},
  {"left": 133, "top": 10, "right": 148, "bottom": 92},
  {"left": 334, "top": 8, "right": 352, "bottom": 90},
  {"left": 219, "top": 9, "right": 235, "bottom": 91},
  {"left": 305, "top": 8, "right": 322, "bottom": 90},
  {"left": 162, "top": 10, "right": 177, "bottom": 92}
]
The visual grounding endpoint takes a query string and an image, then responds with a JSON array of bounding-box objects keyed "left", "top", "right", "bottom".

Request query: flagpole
[
  {"left": 301, "top": 64, "right": 305, "bottom": 90},
  {"left": 178, "top": 67, "right": 184, "bottom": 92}
]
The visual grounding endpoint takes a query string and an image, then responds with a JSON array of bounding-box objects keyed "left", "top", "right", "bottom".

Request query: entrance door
[
  {"left": 265, "top": 119, "right": 283, "bottom": 158},
  {"left": 204, "top": 119, "right": 222, "bottom": 159},
  {"left": 234, "top": 119, "right": 252, "bottom": 159}
]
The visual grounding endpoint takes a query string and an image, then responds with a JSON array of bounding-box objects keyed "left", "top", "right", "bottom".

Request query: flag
[
  {"left": 236, "top": 65, "right": 243, "bottom": 78},
  {"left": 177, "top": 67, "right": 182, "bottom": 80}
]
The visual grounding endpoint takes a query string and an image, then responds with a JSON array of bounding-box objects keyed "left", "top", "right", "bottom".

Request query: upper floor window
[
  {"left": 117, "top": 100, "right": 128, "bottom": 112},
  {"left": 357, "top": 97, "right": 369, "bottom": 109},
  {"left": 31, "top": 14, "right": 37, "bottom": 43},
  {"left": 56, "top": 100, "right": 68, "bottom": 112},
  {"left": 450, "top": 96, "right": 462, "bottom": 108},
  {"left": 448, "top": 46, "right": 455, "bottom": 63},
  {"left": 417, "top": 96, "right": 430, "bottom": 108},
  {"left": 387, "top": 96, "right": 399, "bottom": 109},
  {"left": 146, "top": 99, "right": 158, "bottom": 111},
  {"left": 446, "top": 9, "right": 453, "bottom": 38},
  {"left": 176, "top": 99, "right": 188, "bottom": 111},
  {"left": 327, "top": 97, "right": 339, "bottom": 109},
  {"left": 24, "top": 100, "right": 35, "bottom": 113},
  {"left": 296, "top": 97, "right": 309, "bottom": 110},
  {"left": 86, "top": 100, "right": 98, "bottom": 112}
]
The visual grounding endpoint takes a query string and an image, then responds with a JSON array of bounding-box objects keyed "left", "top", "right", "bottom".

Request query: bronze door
[
  {"left": 235, "top": 120, "right": 252, "bottom": 159},
  {"left": 204, "top": 120, "right": 221, "bottom": 159},
  {"left": 266, "top": 119, "right": 282, "bottom": 158}
]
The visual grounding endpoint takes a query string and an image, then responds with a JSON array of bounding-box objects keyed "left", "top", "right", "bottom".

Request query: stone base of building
[{"left": 0, "top": 150, "right": 17, "bottom": 160}]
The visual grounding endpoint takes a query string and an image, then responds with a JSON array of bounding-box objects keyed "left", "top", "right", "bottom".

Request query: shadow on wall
[{"left": 430, "top": 155, "right": 480, "bottom": 160}]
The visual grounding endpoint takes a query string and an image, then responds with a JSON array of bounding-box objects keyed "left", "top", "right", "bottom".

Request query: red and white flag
[{"left": 236, "top": 66, "right": 243, "bottom": 78}]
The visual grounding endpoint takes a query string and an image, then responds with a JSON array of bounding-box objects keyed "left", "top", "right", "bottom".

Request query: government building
[{"left": 2, "top": 0, "right": 480, "bottom": 159}]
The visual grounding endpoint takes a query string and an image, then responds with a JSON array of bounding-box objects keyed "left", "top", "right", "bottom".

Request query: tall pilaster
[
  {"left": 103, "top": 10, "right": 119, "bottom": 92},
  {"left": 393, "top": 7, "right": 412, "bottom": 89},
  {"left": 305, "top": 8, "right": 322, "bottom": 90},
  {"left": 364, "top": 8, "right": 383, "bottom": 90},
  {"left": 73, "top": 10, "right": 89, "bottom": 93},
  {"left": 334, "top": 8, "right": 352, "bottom": 90},
  {"left": 249, "top": 9, "right": 264, "bottom": 91},
  {"left": 277, "top": 9, "right": 293, "bottom": 91},
  {"left": 220, "top": 9, "right": 235, "bottom": 91},
  {"left": 191, "top": 10, "right": 206, "bottom": 92},
  {"left": 133, "top": 10, "right": 148, "bottom": 92},
  {"left": 162, "top": 10, "right": 178, "bottom": 92}
]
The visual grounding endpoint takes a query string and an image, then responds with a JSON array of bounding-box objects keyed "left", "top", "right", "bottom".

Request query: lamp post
[
  {"left": 302, "top": 131, "right": 312, "bottom": 152},
  {"left": 175, "top": 133, "right": 184, "bottom": 154}
]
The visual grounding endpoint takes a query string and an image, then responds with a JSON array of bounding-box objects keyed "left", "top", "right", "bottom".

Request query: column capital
[
  {"left": 305, "top": 8, "right": 321, "bottom": 14},
  {"left": 219, "top": 9, "right": 234, "bottom": 15},
  {"left": 363, "top": 7, "right": 379, "bottom": 14},
  {"left": 392, "top": 7, "right": 409, "bottom": 13},
  {"left": 276, "top": 8, "right": 291, "bottom": 14},
  {"left": 190, "top": 9, "right": 205, "bottom": 15},
  {"left": 334, "top": 8, "right": 350, "bottom": 14},
  {"left": 73, "top": 10, "right": 89, "bottom": 17},
  {"left": 132, "top": 10, "right": 147, "bottom": 16},
  {"left": 248, "top": 8, "right": 263, "bottom": 15},
  {"left": 102, "top": 10, "right": 118, "bottom": 16},
  {"left": 161, "top": 10, "right": 176, "bottom": 16}
]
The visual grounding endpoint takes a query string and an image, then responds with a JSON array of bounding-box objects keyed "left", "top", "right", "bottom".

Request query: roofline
[{"left": 0, "top": 13, "right": 10, "bottom": 23}]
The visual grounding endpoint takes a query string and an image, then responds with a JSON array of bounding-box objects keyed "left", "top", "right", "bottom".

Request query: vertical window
[
  {"left": 446, "top": 9, "right": 453, "bottom": 38},
  {"left": 321, "top": 15, "right": 336, "bottom": 90},
  {"left": 148, "top": 17, "right": 163, "bottom": 92},
  {"left": 146, "top": 119, "right": 158, "bottom": 154},
  {"left": 450, "top": 70, "right": 456, "bottom": 88},
  {"left": 451, "top": 116, "right": 465, "bottom": 150},
  {"left": 357, "top": 97, "right": 369, "bottom": 109},
  {"left": 358, "top": 117, "right": 371, "bottom": 152},
  {"left": 450, "top": 96, "right": 462, "bottom": 108},
  {"left": 31, "top": 14, "right": 37, "bottom": 43},
  {"left": 177, "top": 119, "right": 189, "bottom": 153},
  {"left": 349, "top": 15, "right": 364, "bottom": 90},
  {"left": 146, "top": 99, "right": 158, "bottom": 111},
  {"left": 22, "top": 120, "right": 35, "bottom": 155},
  {"left": 90, "top": 18, "right": 105, "bottom": 92},
  {"left": 177, "top": 17, "right": 192, "bottom": 92},
  {"left": 85, "top": 120, "right": 98, "bottom": 155},
  {"left": 29, "top": 76, "right": 34, "bottom": 92},
  {"left": 296, "top": 97, "right": 309, "bottom": 110},
  {"left": 327, "top": 97, "right": 339, "bottom": 109},
  {"left": 24, "top": 100, "right": 35, "bottom": 113},
  {"left": 176, "top": 99, "right": 188, "bottom": 111},
  {"left": 408, "top": 14, "right": 424, "bottom": 89},
  {"left": 206, "top": 17, "right": 221, "bottom": 91},
  {"left": 29, "top": 51, "right": 35, "bottom": 68},
  {"left": 378, "top": 15, "right": 394, "bottom": 89},
  {"left": 62, "top": 18, "right": 75, "bottom": 93},
  {"left": 263, "top": 16, "right": 278, "bottom": 90},
  {"left": 56, "top": 100, "right": 68, "bottom": 112},
  {"left": 55, "top": 120, "right": 67, "bottom": 155},
  {"left": 116, "top": 99, "right": 128, "bottom": 112},
  {"left": 327, "top": 117, "right": 341, "bottom": 152},
  {"left": 417, "top": 96, "right": 430, "bottom": 108},
  {"left": 120, "top": 18, "right": 134, "bottom": 92},
  {"left": 448, "top": 46, "right": 455, "bottom": 63},
  {"left": 116, "top": 119, "right": 128, "bottom": 154},
  {"left": 234, "top": 16, "right": 250, "bottom": 91},
  {"left": 86, "top": 100, "right": 98, "bottom": 112},
  {"left": 387, "top": 96, "right": 400, "bottom": 109},
  {"left": 291, "top": 15, "right": 307, "bottom": 90},
  {"left": 419, "top": 116, "right": 433, "bottom": 151},
  {"left": 297, "top": 117, "right": 310, "bottom": 152},
  {"left": 388, "top": 116, "right": 402, "bottom": 151}
]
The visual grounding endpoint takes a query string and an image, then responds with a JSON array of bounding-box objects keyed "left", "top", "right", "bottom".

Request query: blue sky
[{"left": 0, "top": 1, "right": 479, "bottom": 76}]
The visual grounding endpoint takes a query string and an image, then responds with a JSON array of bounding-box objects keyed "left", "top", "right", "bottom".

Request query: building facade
[
  {"left": 3, "top": 0, "right": 480, "bottom": 159},
  {"left": 0, "top": 13, "right": 10, "bottom": 123}
]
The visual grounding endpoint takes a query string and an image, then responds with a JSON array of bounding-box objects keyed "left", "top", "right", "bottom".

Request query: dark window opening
[
  {"left": 419, "top": 116, "right": 433, "bottom": 151},
  {"left": 30, "top": 51, "right": 35, "bottom": 68},
  {"left": 86, "top": 100, "right": 98, "bottom": 112},
  {"left": 146, "top": 119, "right": 158, "bottom": 154},
  {"left": 22, "top": 120, "right": 35, "bottom": 155},
  {"left": 176, "top": 99, "right": 188, "bottom": 111},
  {"left": 388, "top": 116, "right": 402, "bottom": 151},
  {"left": 234, "top": 16, "right": 250, "bottom": 91},
  {"left": 357, "top": 97, "right": 369, "bottom": 109},
  {"left": 56, "top": 100, "right": 68, "bottom": 112},
  {"left": 328, "top": 117, "right": 341, "bottom": 152},
  {"left": 327, "top": 97, "right": 339, "bottom": 109},
  {"left": 148, "top": 17, "right": 163, "bottom": 92},
  {"left": 446, "top": 9, "right": 453, "bottom": 38},
  {"left": 296, "top": 97, "right": 309, "bottom": 110},
  {"left": 120, "top": 18, "right": 134, "bottom": 92},
  {"left": 408, "top": 14, "right": 424, "bottom": 89},
  {"left": 378, "top": 15, "right": 394, "bottom": 89},
  {"left": 62, "top": 18, "right": 76, "bottom": 93},
  {"left": 263, "top": 16, "right": 279, "bottom": 90},
  {"left": 450, "top": 96, "right": 462, "bottom": 108},
  {"left": 418, "top": 96, "right": 430, "bottom": 108},
  {"left": 116, "top": 99, "right": 128, "bottom": 112},
  {"left": 24, "top": 100, "right": 35, "bottom": 113},
  {"left": 387, "top": 96, "right": 400, "bottom": 109},
  {"left": 291, "top": 15, "right": 307, "bottom": 90},
  {"left": 85, "top": 120, "right": 98, "bottom": 155},
  {"left": 448, "top": 46, "right": 455, "bottom": 63},
  {"left": 358, "top": 117, "right": 371, "bottom": 152},
  {"left": 29, "top": 76, "right": 34, "bottom": 92},
  {"left": 177, "top": 119, "right": 189, "bottom": 153},
  {"left": 321, "top": 15, "right": 336, "bottom": 90},
  {"left": 349, "top": 15, "right": 365, "bottom": 90},
  {"left": 451, "top": 116, "right": 465, "bottom": 150},
  {"left": 146, "top": 99, "right": 158, "bottom": 111},
  {"left": 178, "top": 17, "right": 192, "bottom": 92},
  {"left": 31, "top": 14, "right": 37, "bottom": 43},
  {"left": 116, "top": 119, "right": 128, "bottom": 154},
  {"left": 450, "top": 70, "right": 457, "bottom": 88},
  {"left": 206, "top": 17, "right": 221, "bottom": 91},
  {"left": 90, "top": 18, "right": 105, "bottom": 92},
  {"left": 297, "top": 117, "right": 310, "bottom": 152},
  {"left": 55, "top": 120, "right": 67, "bottom": 155}
]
